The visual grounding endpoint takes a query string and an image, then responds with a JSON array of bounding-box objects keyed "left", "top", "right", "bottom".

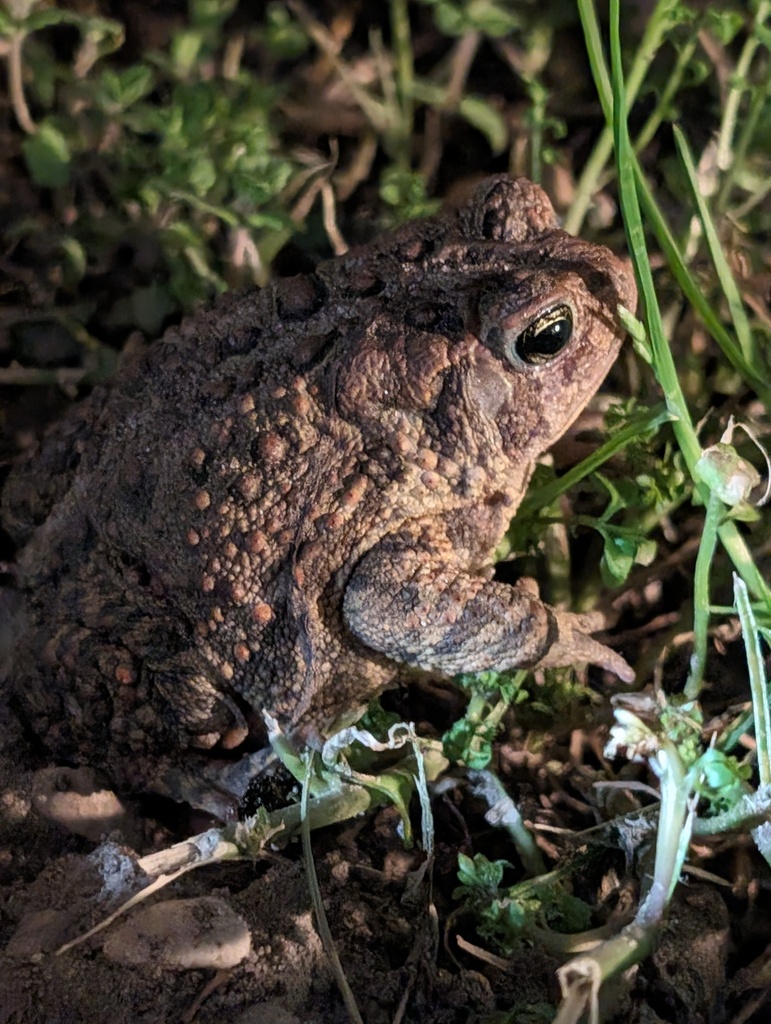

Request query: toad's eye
[{"left": 510, "top": 304, "right": 573, "bottom": 366}]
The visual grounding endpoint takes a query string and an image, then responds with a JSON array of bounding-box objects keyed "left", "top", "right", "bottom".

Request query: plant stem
[
  {"left": 468, "top": 769, "right": 546, "bottom": 876},
  {"left": 301, "top": 755, "right": 364, "bottom": 1024},
  {"left": 683, "top": 491, "right": 722, "bottom": 699},
  {"left": 735, "top": 574, "right": 771, "bottom": 788},
  {"left": 389, "top": 0, "right": 414, "bottom": 170},
  {"left": 716, "top": 70, "right": 771, "bottom": 212},
  {"left": 8, "top": 31, "right": 37, "bottom": 134},
  {"left": 568, "top": 0, "right": 685, "bottom": 234},
  {"left": 692, "top": 786, "right": 771, "bottom": 835},
  {"left": 555, "top": 735, "right": 692, "bottom": 1019},
  {"left": 581, "top": 0, "right": 771, "bottom": 612},
  {"left": 527, "top": 75, "right": 547, "bottom": 184},
  {"left": 673, "top": 125, "right": 754, "bottom": 363},
  {"left": 633, "top": 33, "right": 697, "bottom": 155},
  {"left": 715, "top": 1, "right": 771, "bottom": 171}
]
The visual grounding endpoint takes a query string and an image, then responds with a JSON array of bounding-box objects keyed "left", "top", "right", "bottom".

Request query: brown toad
[{"left": 2, "top": 176, "right": 636, "bottom": 805}]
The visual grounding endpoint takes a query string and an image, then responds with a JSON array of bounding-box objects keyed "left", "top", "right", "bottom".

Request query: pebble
[
  {"left": 31, "top": 767, "right": 126, "bottom": 840},
  {"left": 102, "top": 896, "right": 251, "bottom": 970}
]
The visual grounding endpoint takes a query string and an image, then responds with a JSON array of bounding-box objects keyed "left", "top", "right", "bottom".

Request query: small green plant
[
  {"left": 1, "top": 0, "right": 301, "bottom": 335},
  {"left": 500, "top": 401, "right": 676, "bottom": 575},
  {"left": 443, "top": 669, "right": 529, "bottom": 769},
  {"left": 455, "top": 851, "right": 593, "bottom": 952}
]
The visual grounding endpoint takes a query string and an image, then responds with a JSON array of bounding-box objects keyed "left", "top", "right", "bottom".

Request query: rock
[
  {"left": 234, "top": 1003, "right": 301, "bottom": 1024},
  {"left": 102, "top": 896, "right": 251, "bottom": 970},
  {"left": 31, "top": 767, "right": 126, "bottom": 840}
]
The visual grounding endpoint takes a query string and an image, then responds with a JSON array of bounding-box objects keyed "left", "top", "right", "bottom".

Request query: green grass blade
[
  {"left": 516, "top": 404, "right": 674, "bottom": 520},
  {"left": 632, "top": 164, "right": 769, "bottom": 403},
  {"left": 582, "top": 0, "right": 771, "bottom": 611},
  {"left": 569, "top": 0, "right": 688, "bottom": 235},
  {"left": 672, "top": 125, "right": 755, "bottom": 365},
  {"left": 575, "top": 0, "right": 612, "bottom": 122},
  {"left": 735, "top": 573, "right": 771, "bottom": 788}
]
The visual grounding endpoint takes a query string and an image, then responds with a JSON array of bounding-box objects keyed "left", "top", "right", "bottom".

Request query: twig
[
  {"left": 7, "top": 31, "right": 37, "bottom": 135},
  {"left": 301, "top": 753, "right": 364, "bottom": 1024}
]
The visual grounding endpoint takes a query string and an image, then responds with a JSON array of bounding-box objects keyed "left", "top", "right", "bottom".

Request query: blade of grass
[
  {"left": 736, "top": 569, "right": 771, "bottom": 868},
  {"left": 516, "top": 404, "right": 674, "bottom": 520},
  {"left": 672, "top": 125, "right": 755, "bottom": 365},
  {"left": 735, "top": 573, "right": 771, "bottom": 789},
  {"left": 568, "top": 0, "right": 687, "bottom": 235},
  {"left": 582, "top": 0, "right": 771, "bottom": 611},
  {"left": 632, "top": 165, "right": 769, "bottom": 404},
  {"left": 575, "top": 0, "right": 612, "bottom": 124}
]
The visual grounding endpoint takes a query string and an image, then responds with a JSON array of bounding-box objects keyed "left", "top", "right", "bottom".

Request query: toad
[{"left": 2, "top": 176, "right": 636, "bottom": 805}]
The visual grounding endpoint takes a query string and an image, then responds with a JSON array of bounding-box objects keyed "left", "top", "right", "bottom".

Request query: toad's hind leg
[
  {"left": 150, "top": 664, "right": 250, "bottom": 752},
  {"left": 130, "top": 662, "right": 262, "bottom": 817},
  {"left": 10, "top": 608, "right": 251, "bottom": 803}
]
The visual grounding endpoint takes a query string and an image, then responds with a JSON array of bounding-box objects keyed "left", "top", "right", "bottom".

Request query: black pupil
[
  {"left": 536, "top": 320, "right": 570, "bottom": 353},
  {"left": 516, "top": 305, "right": 573, "bottom": 364}
]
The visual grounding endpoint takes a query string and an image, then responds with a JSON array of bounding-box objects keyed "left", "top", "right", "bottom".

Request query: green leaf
[
  {"left": 421, "top": 0, "right": 521, "bottom": 37},
  {"left": 189, "top": 154, "right": 217, "bottom": 196},
  {"left": 456, "top": 852, "right": 507, "bottom": 895},
  {"left": 0, "top": 9, "right": 19, "bottom": 32},
  {"left": 456, "top": 852, "right": 479, "bottom": 888},
  {"left": 458, "top": 94, "right": 508, "bottom": 154},
  {"left": 692, "top": 747, "right": 752, "bottom": 814},
  {"left": 454, "top": 669, "right": 528, "bottom": 704},
  {"left": 465, "top": 0, "right": 521, "bottom": 36},
  {"left": 600, "top": 530, "right": 634, "bottom": 585},
  {"left": 59, "top": 236, "right": 87, "bottom": 285},
  {"left": 597, "top": 524, "right": 656, "bottom": 586},
  {"left": 22, "top": 120, "right": 71, "bottom": 187},
  {"left": 263, "top": 2, "right": 309, "bottom": 58},
  {"left": 138, "top": 183, "right": 162, "bottom": 216},
  {"left": 171, "top": 29, "right": 203, "bottom": 78},
  {"left": 379, "top": 167, "right": 440, "bottom": 221},
  {"left": 756, "top": 23, "right": 771, "bottom": 50},
  {"left": 672, "top": 125, "right": 755, "bottom": 367},
  {"left": 704, "top": 8, "right": 745, "bottom": 44},
  {"left": 189, "top": 0, "right": 239, "bottom": 29},
  {"left": 98, "top": 65, "right": 154, "bottom": 110},
  {"left": 442, "top": 716, "right": 494, "bottom": 769},
  {"left": 24, "top": 9, "right": 123, "bottom": 56}
]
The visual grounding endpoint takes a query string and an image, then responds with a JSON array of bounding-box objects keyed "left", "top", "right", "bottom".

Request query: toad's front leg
[{"left": 342, "top": 535, "right": 634, "bottom": 683}]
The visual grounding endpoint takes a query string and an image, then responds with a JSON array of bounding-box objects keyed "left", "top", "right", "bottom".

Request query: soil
[
  {"left": 0, "top": 674, "right": 761, "bottom": 1024},
  {"left": 0, "top": 716, "right": 547, "bottom": 1024}
]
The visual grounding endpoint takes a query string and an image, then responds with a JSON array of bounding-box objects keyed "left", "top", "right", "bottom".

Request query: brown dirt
[{"left": 0, "top": 689, "right": 751, "bottom": 1024}]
